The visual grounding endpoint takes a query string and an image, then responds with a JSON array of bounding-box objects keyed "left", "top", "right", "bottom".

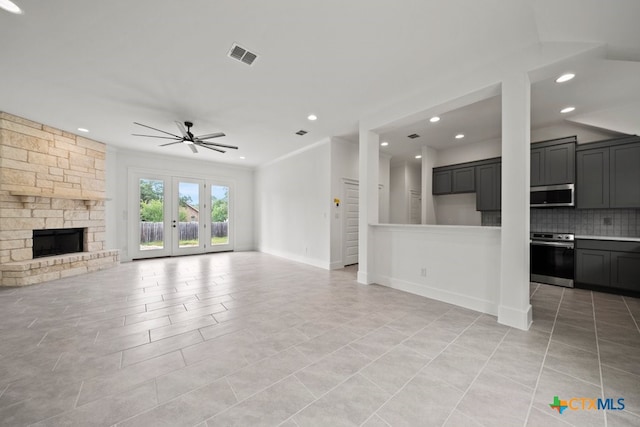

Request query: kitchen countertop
[{"left": 575, "top": 235, "right": 640, "bottom": 242}]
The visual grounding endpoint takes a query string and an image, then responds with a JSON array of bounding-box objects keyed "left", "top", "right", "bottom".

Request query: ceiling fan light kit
[{"left": 132, "top": 121, "right": 238, "bottom": 154}]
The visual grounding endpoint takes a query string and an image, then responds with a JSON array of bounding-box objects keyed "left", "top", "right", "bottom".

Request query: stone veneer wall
[{"left": 0, "top": 112, "right": 118, "bottom": 286}]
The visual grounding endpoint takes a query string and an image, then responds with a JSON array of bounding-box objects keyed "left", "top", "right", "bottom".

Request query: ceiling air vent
[
  {"left": 228, "top": 44, "right": 258, "bottom": 66},
  {"left": 296, "top": 130, "right": 308, "bottom": 136},
  {"left": 407, "top": 133, "right": 420, "bottom": 139}
]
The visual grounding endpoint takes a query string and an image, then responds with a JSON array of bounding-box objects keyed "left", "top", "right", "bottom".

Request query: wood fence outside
[{"left": 140, "top": 222, "right": 228, "bottom": 243}]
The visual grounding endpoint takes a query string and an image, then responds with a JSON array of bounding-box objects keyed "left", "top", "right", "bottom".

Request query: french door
[{"left": 130, "top": 171, "right": 233, "bottom": 260}]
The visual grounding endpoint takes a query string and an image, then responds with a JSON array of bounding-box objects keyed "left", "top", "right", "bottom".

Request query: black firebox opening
[{"left": 32, "top": 228, "right": 85, "bottom": 258}]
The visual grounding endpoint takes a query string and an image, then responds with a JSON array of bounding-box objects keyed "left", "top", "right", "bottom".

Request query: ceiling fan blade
[
  {"left": 199, "top": 141, "right": 239, "bottom": 150},
  {"left": 188, "top": 144, "right": 198, "bottom": 154},
  {"left": 133, "top": 122, "right": 181, "bottom": 138},
  {"left": 175, "top": 121, "right": 189, "bottom": 138},
  {"left": 132, "top": 134, "right": 182, "bottom": 140},
  {"left": 197, "top": 144, "right": 226, "bottom": 154},
  {"left": 195, "top": 132, "right": 225, "bottom": 140},
  {"left": 159, "top": 141, "right": 184, "bottom": 146}
]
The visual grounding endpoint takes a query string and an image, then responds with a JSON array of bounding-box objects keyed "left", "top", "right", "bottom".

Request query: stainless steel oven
[{"left": 530, "top": 232, "right": 575, "bottom": 287}]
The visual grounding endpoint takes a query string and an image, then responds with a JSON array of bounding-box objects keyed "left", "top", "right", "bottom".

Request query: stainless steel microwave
[{"left": 530, "top": 183, "right": 574, "bottom": 207}]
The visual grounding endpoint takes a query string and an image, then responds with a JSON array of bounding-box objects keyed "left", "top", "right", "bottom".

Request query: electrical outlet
[
  {"left": 603, "top": 217, "right": 613, "bottom": 225},
  {"left": 420, "top": 268, "right": 427, "bottom": 277}
]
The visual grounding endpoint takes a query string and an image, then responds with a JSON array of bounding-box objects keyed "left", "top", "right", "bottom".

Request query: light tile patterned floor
[{"left": 0, "top": 252, "right": 639, "bottom": 426}]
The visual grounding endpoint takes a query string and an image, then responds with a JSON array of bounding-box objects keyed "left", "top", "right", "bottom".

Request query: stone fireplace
[{"left": 0, "top": 112, "right": 118, "bottom": 286}]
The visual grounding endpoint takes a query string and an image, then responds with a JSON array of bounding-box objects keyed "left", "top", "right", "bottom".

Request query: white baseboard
[
  {"left": 498, "top": 304, "right": 532, "bottom": 330},
  {"left": 371, "top": 274, "right": 499, "bottom": 316},
  {"left": 329, "top": 261, "right": 345, "bottom": 270},
  {"left": 257, "top": 246, "right": 330, "bottom": 270}
]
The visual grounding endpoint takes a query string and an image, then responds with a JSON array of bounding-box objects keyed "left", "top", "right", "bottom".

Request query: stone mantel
[{"left": 9, "top": 190, "right": 106, "bottom": 207}]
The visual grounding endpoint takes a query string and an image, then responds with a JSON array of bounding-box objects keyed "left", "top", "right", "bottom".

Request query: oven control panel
[{"left": 531, "top": 232, "right": 575, "bottom": 242}]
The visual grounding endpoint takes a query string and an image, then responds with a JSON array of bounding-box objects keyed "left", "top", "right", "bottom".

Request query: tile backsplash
[{"left": 482, "top": 208, "right": 640, "bottom": 237}]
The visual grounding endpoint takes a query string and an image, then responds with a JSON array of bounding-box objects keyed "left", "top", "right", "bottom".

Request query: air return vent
[
  {"left": 407, "top": 133, "right": 420, "bottom": 139},
  {"left": 228, "top": 44, "right": 258, "bottom": 66},
  {"left": 296, "top": 130, "right": 308, "bottom": 136}
]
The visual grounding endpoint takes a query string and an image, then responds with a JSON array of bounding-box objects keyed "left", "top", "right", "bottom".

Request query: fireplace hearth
[{"left": 33, "top": 228, "right": 85, "bottom": 259}]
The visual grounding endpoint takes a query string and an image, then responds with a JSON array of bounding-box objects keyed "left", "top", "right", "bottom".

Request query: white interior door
[{"left": 343, "top": 181, "right": 359, "bottom": 266}]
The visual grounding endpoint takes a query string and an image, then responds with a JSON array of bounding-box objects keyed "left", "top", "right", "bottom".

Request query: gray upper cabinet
[
  {"left": 452, "top": 167, "right": 475, "bottom": 193},
  {"left": 576, "top": 136, "right": 640, "bottom": 209},
  {"left": 545, "top": 143, "right": 575, "bottom": 185},
  {"left": 530, "top": 148, "right": 544, "bottom": 187},
  {"left": 530, "top": 137, "right": 576, "bottom": 187},
  {"left": 476, "top": 162, "right": 501, "bottom": 211},
  {"left": 610, "top": 143, "right": 640, "bottom": 208},
  {"left": 433, "top": 170, "right": 452, "bottom": 195},
  {"left": 576, "top": 148, "right": 609, "bottom": 208}
]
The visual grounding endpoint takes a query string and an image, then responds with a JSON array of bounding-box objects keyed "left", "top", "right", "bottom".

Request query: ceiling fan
[{"left": 132, "top": 121, "right": 238, "bottom": 154}]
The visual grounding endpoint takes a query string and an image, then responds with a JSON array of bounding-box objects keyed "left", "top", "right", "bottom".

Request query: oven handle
[{"left": 530, "top": 241, "right": 575, "bottom": 249}]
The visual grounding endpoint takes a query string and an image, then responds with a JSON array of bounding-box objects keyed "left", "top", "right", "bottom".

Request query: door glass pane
[
  {"left": 139, "top": 179, "right": 164, "bottom": 251},
  {"left": 178, "top": 182, "right": 199, "bottom": 248},
  {"left": 211, "top": 185, "right": 229, "bottom": 245}
]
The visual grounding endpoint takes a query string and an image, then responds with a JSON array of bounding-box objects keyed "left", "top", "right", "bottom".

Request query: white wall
[
  {"left": 371, "top": 224, "right": 501, "bottom": 314},
  {"left": 531, "top": 123, "right": 623, "bottom": 144},
  {"left": 255, "top": 140, "right": 331, "bottom": 269},
  {"left": 389, "top": 164, "right": 406, "bottom": 224},
  {"left": 107, "top": 148, "right": 254, "bottom": 262},
  {"left": 434, "top": 193, "right": 481, "bottom": 225},
  {"left": 328, "top": 139, "right": 390, "bottom": 268},
  {"left": 435, "top": 138, "right": 502, "bottom": 167},
  {"left": 389, "top": 161, "right": 422, "bottom": 224},
  {"left": 330, "top": 138, "right": 358, "bottom": 268},
  {"left": 379, "top": 153, "right": 391, "bottom": 224},
  {"left": 429, "top": 138, "right": 501, "bottom": 226}
]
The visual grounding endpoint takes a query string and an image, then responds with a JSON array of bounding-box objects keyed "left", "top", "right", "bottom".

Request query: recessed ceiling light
[
  {"left": 0, "top": 0, "right": 23, "bottom": 14},
  {"left": 77, "top": 128, "right": 89, "bottom": 133},
  {"left": 556, "top": 73, "right": 575, "bottom": 83},
  {"left": 307, "top": 114, "right": 317, "bottom": 121},
  {"left": 560, "top": 107, "right": 575, "bottom": 114},
  {"left": 380, "top": 142, "right": 389, "bottom": 147},
  {"left": 429, "top": 116, "right": 440, "bottom": 123},
  {"left": 415, "top": 155, "right": 422, "bottom": 159},
  {"left": 455, "top": 134, "right": 465, "bottom": 139},
  {"left": 239, "top": 156, "right": 246, "bottom": 160}
]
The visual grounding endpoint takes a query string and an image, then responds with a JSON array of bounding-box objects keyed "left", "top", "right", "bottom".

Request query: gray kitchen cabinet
[
  {"left": 530, "top": 148, "right": 544, "bottom": 187},
  {"left": 575, "top": 239, "right": 640, "bottom": 293},
  {"left": 576, "top": 148, "right": 609, "bottom": 209},
  {"left": 611, "top": 251, "right": 640, "bottom": 292},
  {"left": 545, "top": 143, "right": 575, "bottom": 185},
  {"left": 576, "top": 136, "right": 640, "bottom": 209},
  {"left": 476, "top": 162, "right": 501, "bottom": 211},
  {"left": 452, "top": 166, "right": 475, "bottom": 193},
  {"left": 433, "top": 170, "right": 452, "bottom": 195},
  {"left": 530, "top": 137, "right": 576, "bottom": 187},
  {"left": 610, "top": 143, "right": 640, "bottom": 208},
  {"left": 575, "top": 249, "right": 610, "bottom": 287}
]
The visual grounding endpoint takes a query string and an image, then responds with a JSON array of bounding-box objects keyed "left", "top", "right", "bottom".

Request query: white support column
[
  {"left": 357, "top": 127, "right": 379, "bottom": 284},
  {"left": 499, "top": 72, "right": 532, "bottom": 330}
]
